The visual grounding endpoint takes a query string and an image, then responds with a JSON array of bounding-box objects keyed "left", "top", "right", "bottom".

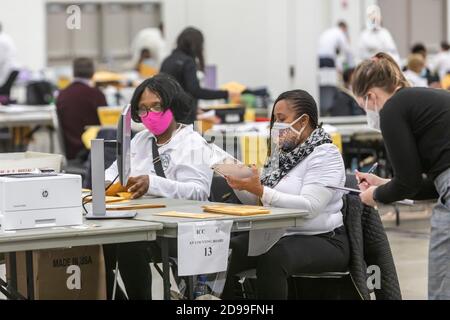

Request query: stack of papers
[{"left": 202, "top": 205, "right": 270, "bottom": 216}]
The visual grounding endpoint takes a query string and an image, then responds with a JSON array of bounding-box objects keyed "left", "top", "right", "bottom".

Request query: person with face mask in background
[
  {"left": 409, "top": 43, "right": 441, "bottom": 88},
  {"left": 352, "top": 52, "right": 450, "bottom": 300},
  {"left": 404, "top": 54, "right": 428, "bottom": 88},
  {"left": 358, "top": 5, "right": 400, "bottom": 64},
  {"left": 103, "top": 74, "right": 214, "bottom": 299},
  {"left": 220, "top": 90, "right": 349, "bottom": 300}
]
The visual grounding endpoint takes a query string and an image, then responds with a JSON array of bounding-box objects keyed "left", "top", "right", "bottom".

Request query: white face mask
[
  {"left": 272, "top": 115, "right": 307, "bottom": 150},
  {"left": 364, "top": 95, "right": 381, "bottom": 132}
]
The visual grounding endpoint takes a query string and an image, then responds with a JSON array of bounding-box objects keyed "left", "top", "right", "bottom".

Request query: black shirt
[
  {"left": 160, "top": 50, "right": 228, "bottom": 121},
  {"left": 329, "top": 89, "right": 366, "bottom": 117},
  {"left": 375, "top": 87, "right": 450, "bottom": 203}
]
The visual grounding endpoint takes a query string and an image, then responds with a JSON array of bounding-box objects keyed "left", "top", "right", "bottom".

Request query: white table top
[
  {"left": 0, "top": 218, "right": 162, "bottom": 253},
  {"left": 116, "top": 198, "right": 310, "bottom": 238},
  {"left": 0, "top": 105, "right": 57, "bottom": 127}
]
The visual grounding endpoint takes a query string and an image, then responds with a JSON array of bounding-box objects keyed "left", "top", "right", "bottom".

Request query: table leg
[
  {"left": 8, "top": 252, "right": 17, "bottom": 292},
  {"left": 187, "top": 276, "right": 194, "bottom": 300},
  {"left": 25, "top": 251, "right": 34, "bottom": 300},
  {"left": 161, "top": 238, "right": 171, "bottom": 300},
  {"left": 0, "top": 278, "right": 14, "bottom": 299},
  {"left": 395, "top": 205, "right": 401, "bottom": 227},
  {"left": 49, "top": 126, "right": 55, "bottom": 153},
  {"left": 3, "top": 252, "right": 26, "bottom": 300}
]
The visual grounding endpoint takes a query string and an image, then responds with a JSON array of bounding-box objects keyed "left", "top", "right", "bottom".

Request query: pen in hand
[{"left": 358, "top": 162, "right": 378, "bottom": 186}]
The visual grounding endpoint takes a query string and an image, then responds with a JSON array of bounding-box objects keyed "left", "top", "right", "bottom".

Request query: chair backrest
[
  {"left": 0, "top": 70, "right": 19, "bottom": 96},
  {"left": 83, "top": 128, "right": 118, "bottom": 189},
  {"left": 26, "top": 80, "right": 55, "bottom": 105},
  {"left": 208, "top": 175, "right": 242, "bottom": 204},
  {"left": 345, "top": 173, "right": 359, "bottom": 189}
]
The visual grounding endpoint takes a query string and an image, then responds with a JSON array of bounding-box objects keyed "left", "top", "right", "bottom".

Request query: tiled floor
[{"left": 0, "top": 206, "right": 434, "bottom": 300}]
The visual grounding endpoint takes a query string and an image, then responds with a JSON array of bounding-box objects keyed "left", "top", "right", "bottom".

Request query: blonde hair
[
  {"left": 352, "top": 52, "right": 411, "bottom": 97},
  {"left": 407, "top": 54, "right": 425, "bottom": 74}
]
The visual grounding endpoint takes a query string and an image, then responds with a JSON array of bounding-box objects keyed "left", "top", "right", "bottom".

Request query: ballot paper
[
  {"left": 207, "top": 143, "right": 254, "bottom": 178},
  {"left": 326, "top": 185, "right": 415, "bottom": 206},
  {"left": 211, "top": 163, "right": 254, "bottom": 179},
  {"left": 325, "top": 185, "right": 362, "bottom": 195}
]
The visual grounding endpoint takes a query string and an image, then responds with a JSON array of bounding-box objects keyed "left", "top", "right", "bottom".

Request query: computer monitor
[
  {"left": 117, "top": 104, "right": 132, "bottom": 186},
  {"left": 86, "top": 104, "right": 136, "bottom": 220}
]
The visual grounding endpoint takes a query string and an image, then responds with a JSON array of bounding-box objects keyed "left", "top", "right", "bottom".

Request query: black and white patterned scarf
[{"left": 260, "top": 127, "right": 332, "bottom": 188}]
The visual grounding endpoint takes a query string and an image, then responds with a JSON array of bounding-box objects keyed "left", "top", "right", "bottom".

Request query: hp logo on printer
[{"left": 42, "top": 190, "right": 49, "bottom": 198}]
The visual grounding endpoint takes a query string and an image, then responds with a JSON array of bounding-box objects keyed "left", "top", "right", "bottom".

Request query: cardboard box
[
  {"left": 6, "top": 245, "right": 106, "bottom": 300},
  {"left": 0, "top": 152, "right": 63, "bottom": 174}
]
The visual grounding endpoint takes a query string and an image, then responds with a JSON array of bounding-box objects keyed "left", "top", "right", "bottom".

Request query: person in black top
[
  {"left": 328, "top": 68, "right": 365, "bottom": 116},
  {"left": 160, "top": 27, "right": 239, "bottom": 123},
  {"left": 352, "top": 52, "right": 450, "bottom": 300}
]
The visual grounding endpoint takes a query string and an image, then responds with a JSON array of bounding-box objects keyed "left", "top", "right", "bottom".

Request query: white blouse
[
  {"left": 105, "top": 125, "right": 214, "bottom": 201},
  {"left": 235, "top": 143, "right": 346, "bottom": 235}
]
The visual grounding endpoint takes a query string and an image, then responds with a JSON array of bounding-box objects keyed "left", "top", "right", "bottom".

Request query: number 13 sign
[{"left": 177, "top": 220, "right": 233, "bottom": 276}]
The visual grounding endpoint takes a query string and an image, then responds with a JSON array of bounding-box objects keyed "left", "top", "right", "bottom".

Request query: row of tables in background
[{"left": 0, "top": 104, "right": 380, "bottom": 159}]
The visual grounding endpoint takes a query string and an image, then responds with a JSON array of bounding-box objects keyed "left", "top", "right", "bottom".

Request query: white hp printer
[{"left": 0, "top": 174, "right": 82, "bottom": 231}]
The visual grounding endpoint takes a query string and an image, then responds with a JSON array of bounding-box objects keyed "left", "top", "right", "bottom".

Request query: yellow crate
[
  {"left": 239, "top": 131, "right": 343, "bottom": 168},
  {"left": 240, "top": 135, "right": 268, "bottom": 168},
  {"left": 97, "top": 106, "right": 123, "bottom": 126}
]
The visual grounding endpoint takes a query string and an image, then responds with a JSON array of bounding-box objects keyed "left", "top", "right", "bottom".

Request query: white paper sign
[
  {"left": 177, "top": 220, "right": 233, "bottom": 276},
  {"left": 248, "top": 228, "right": 286, "bottom": 256}
]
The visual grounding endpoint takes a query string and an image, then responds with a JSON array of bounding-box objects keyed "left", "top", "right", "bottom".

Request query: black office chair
[
  {"left": 0, "top": 70, "right": 19, "bottom": 102},
  {"left": 208, "top": 175, "right": 242, "bottom": 204},
  {"left": 82, "top": 128, "right": 118, "bottom": 189}
]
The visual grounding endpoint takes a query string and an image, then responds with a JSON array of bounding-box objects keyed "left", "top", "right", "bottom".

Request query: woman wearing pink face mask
[{"left": 103, "top": 74, "right": 214, "bottom": 300}]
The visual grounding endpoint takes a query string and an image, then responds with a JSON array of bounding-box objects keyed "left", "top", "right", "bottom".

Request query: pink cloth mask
[{"left": 140, "top": 109, "right": 174, "bottom": 135}]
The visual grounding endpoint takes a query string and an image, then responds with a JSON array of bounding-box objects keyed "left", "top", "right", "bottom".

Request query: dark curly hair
[{"left": 130, "top": 73, "right": 195, "bottom": 124}]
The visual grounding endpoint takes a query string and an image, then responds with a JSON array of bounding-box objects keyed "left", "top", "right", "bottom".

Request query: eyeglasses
[{"left": 137, "top": 104, "right": 163, "bottom": 117}]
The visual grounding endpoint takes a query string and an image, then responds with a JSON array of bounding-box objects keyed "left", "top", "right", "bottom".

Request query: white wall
[
  {"left": 0, "top": 0, "right": 46, "bottom": 72},
  {"left": 448, "top": 0, "right": 450, "bottom": 43},
  {"left": 6, "top": 0, "right": 439, "bottom": 102},
  {"left": 163, "top": 0, "right": 290, "bottom": 98}
]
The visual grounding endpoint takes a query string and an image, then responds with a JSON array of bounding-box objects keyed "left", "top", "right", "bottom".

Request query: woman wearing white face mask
[
  {"left": 221, "top": 90, "right": 349, "bottom": 300},
  {"left": 352, "top": 52, "right": 450, "bottom": 300}
]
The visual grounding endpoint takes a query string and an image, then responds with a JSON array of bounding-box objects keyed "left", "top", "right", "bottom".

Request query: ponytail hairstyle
[{"left": 352, "top": 52, "right": 410, "bottom": 98}]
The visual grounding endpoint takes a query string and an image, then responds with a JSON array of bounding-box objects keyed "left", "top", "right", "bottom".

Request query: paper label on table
[
  {"left": 248, "top": 228, "right": 286, "bottom": 256},
  {"left": 177, "top": 220, "right": 232, "bottom": 276}
]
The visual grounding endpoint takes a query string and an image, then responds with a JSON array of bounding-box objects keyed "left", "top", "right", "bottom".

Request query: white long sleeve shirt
[
  {"left": 430, "top": 51, "right": 450, "bottom": 80},
  {"left": 358, "top": 28, "right": 400, "bottom": 64},
  {"left": 404, "top": 70, "right": 428, "bottom": 88},
  {"left": 235, "top": 143, "right": 346, "bottom": 235},
  {"left": 105, "top": 125, "right": 213, "bottom": 201},
  {"left": 318, "top": 27, "right": 354, "bottom": 66}
]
